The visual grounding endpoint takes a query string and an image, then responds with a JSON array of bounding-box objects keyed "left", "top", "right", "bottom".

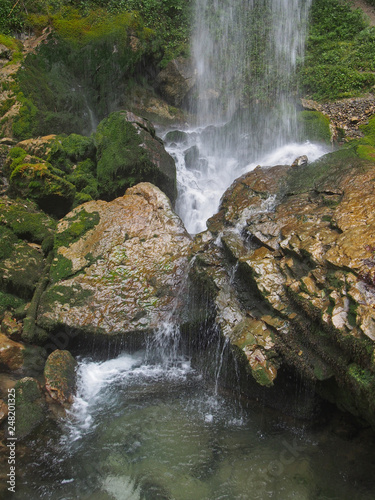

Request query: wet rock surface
[
  {"left": 192, "top": 151, "right": 375, "bottom": 425},
  {"left": 37, "top": 182, "right": 192, "bottom": 338}
]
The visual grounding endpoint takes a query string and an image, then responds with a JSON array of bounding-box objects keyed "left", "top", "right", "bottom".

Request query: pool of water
[{"left": 14, "top": 348, "right": 375, "bottom": 500}]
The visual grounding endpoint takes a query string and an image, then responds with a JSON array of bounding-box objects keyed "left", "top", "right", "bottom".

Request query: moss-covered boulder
[
  {"left": 0, "top": 197, "right": 56, "bottom": 244},
  {"left": 94, "top": 111, "right": 177, "bottom": 203},
  {"left": 0, "top": 225, "right": 45, "bottom": 299},
  {"left": 192, "top": 149, "right": 375, "bottom": 426},
  {"left": 37, "top": 182, "right": 191, "bottom": 339},
  {"left": 13, "top": 377, "right": 46, "bottom": 439},
  {"left": 9, "top": 161, "right": 76, "bottom": 217},
  {"left": 15, "top": 135, "right": 56, "bottom": 159},
  {"left": 44, "top": 349, "right": 77, "bottom": 406}
]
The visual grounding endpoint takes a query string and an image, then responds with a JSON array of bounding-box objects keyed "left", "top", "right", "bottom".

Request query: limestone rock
[
  {"left": 192, "top": 150, "right": 375, "bottom": 425},
  {"left": 15, "top": 135, "right": 56, "bottom": 159},
  {"left": 44, "top": 350, "right": 77, "bottom": 406},
  {"left": 37, "top": 182, "right": 192, "bottom": 338}
]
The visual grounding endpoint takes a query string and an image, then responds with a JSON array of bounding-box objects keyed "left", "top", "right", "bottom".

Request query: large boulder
[
  {"left": 94, "top": 111, "right": 177, "bottom": 204},
  {"left": 192, "top": 149, "right": 375, "bottom": 426},
  {"left": 37, "top": 183, "right": 192, "bottom": 339},
  {"left": 155, "top": 57, "right": 196, "bottom": 107}
]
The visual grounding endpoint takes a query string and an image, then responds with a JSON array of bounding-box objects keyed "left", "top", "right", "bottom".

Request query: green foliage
[
  {"left": 0, "top": 0, "right": 24, "bottom": 34},
  {"left": 301, "top": 0, "right": 375, "bottom": 100}
]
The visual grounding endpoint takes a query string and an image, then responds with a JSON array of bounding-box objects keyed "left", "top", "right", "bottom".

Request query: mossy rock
[
  {"left": 94, "top": 111, "right": 177, "bottom": 203},
  {"left": 297, "top": 110, "right": 331, "bottom": 143},
  {"left": 48, "top": 134, "right": 97, "bottom": 173},
  {"left": 284, "top": 147, "right": 365, "bottom": 195},
  {"left": 9, "top": 162, "right": 76, "bottom": 218},
  {"left": 0, "top": 290, "right": 25, "bottom": 316},
  {"left": 0, "top": 232, "right": 45, "bottom": 299},
  {"left": 54, "top": 207, "right": 100, "bottom": 249},
  {"left": 0, "top": 197, "right": 56, "bottom": 244},
  {"left": 44, "top": 349, "right": 77, "bottom": 405},
  {"left": 164, "top": 130, "right": 189, "bottom": 144},
  {"left": 14, "top": 377, "right": 46, "bottom": 439}
]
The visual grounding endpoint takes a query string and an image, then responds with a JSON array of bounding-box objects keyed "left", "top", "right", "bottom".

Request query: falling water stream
[{"left": 13, "top": 1, "right": 375, "bottom": 498}]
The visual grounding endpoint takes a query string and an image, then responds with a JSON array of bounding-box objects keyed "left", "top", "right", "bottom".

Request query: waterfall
[
  {"left": 169, "top": 0, "right": 329, "bottom": 235},
  {"left": 192, "top": 0, "right": 312, "bottom": 138}
]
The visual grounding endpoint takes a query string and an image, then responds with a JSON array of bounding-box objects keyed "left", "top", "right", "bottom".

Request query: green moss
[
  {"left": 54, "top": 208, "right": 100, "bottom": 248},
  {"left": 348, "top": 363, "right": 375, "bottom": 392},
  {"left": 95, "top": 111, "right": 176, "bottom": 201},
  {"left": 48, "top": 134, "right": 96, "bottom": 172},
  {"left": 14, "top": 378, "right": 45, "bottom": 439},
  {"left": 0, "top": 226, "right": 18, "bottom": 260},
  {"left": 284, "top": 147, "right": 364, "bottom": 195},
  {"left": 49, "top": 255, "right": 73, "bottom": 283},
  {"left": 9, "top": 162, "right": 76, "bottom": 217},
  {"left": 41, "top": 282, "right": 93, "bottom": 307},
  {"left": 297, "top": 111, "right": 331, "bottom": 143},
  {"left": 0, "top": 290, "right": 25, "bottom": 316},
  {"left": 0, "top": 199, "right": 56, "bottom": 244},
  {"left": 356, "top": 145, "right": 375, "bottom": 161},
  {"left": 252, "top": 366, "right": 273, "bottom": 387}
]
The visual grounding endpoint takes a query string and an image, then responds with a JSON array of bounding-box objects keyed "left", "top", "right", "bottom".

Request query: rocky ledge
[{"left": 191, "top": 149, "right": 375, "bottom": 426}]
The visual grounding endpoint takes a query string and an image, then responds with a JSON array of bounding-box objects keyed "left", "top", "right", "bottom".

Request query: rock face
[
  {"left": 155, "top": 57, "right": 196, "bottom": 107},
  {"left": 37, "top": 183, "right": 192, "bottom": 338},
  {"left": 192, "top": 150, "right": 375, "bottom": 426}
]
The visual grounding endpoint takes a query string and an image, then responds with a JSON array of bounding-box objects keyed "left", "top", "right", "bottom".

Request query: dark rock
[{"left": 155, "top": 57, "right": 196, "bottom": 107}]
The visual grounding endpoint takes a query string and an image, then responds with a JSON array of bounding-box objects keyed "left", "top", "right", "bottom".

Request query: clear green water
[{"left": 13, "top": 348, "right": 375, "bottom": 500}]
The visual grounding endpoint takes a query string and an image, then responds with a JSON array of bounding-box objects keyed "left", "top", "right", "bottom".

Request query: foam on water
[{"left": 166, "top": 130, "right": 330, "bottom": 235}]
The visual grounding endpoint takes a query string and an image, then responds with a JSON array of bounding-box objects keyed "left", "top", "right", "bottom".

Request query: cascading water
[{"left": 167, "top": 0, "right": 329, "bottom": 234}]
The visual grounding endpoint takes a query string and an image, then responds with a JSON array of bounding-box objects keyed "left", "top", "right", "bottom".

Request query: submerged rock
[
  {"left": 13, "top": 377, "right": 46, "bottom": 439},
  {"left": 37, "top": 182, "right": 192, "bottom": 339},
  {"left": 192, "top": 150, "right": 375, "bottom": 426},
  {"left": 44, "top": 350, "right": 77, "bottom": 406}
]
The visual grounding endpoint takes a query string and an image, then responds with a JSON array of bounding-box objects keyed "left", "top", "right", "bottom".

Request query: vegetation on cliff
[{"left": 301, "top": 0, "right": 375, "bottom": 100}]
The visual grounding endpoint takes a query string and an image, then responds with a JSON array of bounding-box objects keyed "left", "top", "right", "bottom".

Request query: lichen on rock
[{"left": 37, "top": 182, "right": 191, "bottom": 338}]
